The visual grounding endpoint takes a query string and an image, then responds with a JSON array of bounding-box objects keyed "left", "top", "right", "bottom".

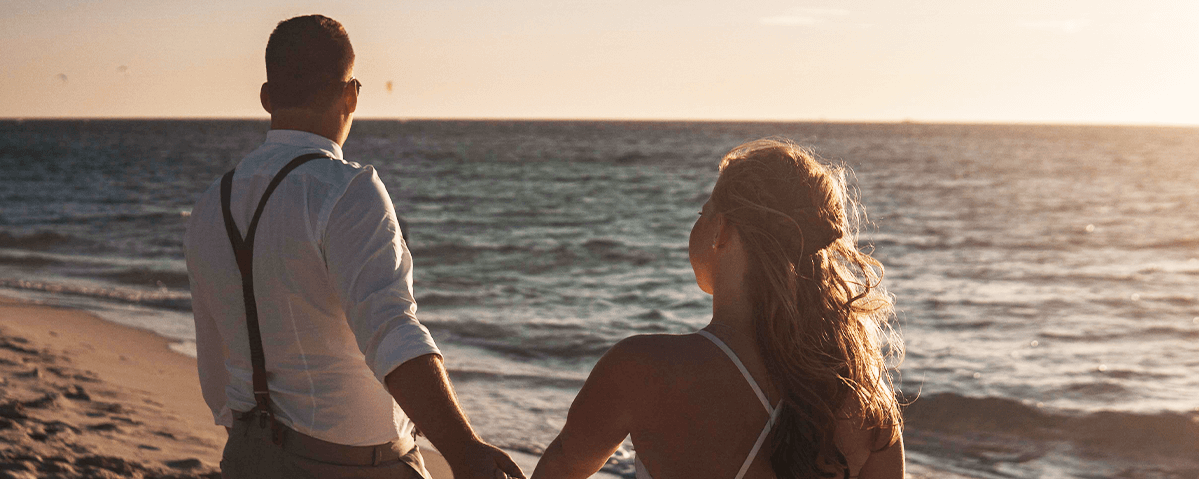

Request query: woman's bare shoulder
[
  {"left": 610, "top": 333, "right": 708, "bottom": 358},
  {"left": 593, "top": 333, "right": 709, "bottom": 378},
  {"left": 579, "top": 333, "right": 713, "bottom": 433},
  {"left": 569, "top": 333, "right": 702, "bottom": 419}
]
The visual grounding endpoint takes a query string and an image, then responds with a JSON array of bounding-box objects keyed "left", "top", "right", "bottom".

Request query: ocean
[{"left": 1, "top": 119, "right": 1196, "bottom": 478}]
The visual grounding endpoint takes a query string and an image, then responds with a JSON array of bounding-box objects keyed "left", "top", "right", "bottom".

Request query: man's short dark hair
[{"left": 265, "top": 15, "right": 355, "bottom": 110}]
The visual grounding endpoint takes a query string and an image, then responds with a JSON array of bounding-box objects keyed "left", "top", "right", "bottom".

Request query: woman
[{"left": 531, "top": 139, "right": 904, "bottom": 479}]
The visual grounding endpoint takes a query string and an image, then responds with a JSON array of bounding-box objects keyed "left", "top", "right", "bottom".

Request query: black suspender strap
[{"left": 219, "top": 152, "right": 329, "bottom": 444}]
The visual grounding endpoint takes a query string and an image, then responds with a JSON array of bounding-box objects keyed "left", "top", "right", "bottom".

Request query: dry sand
[{"left": 0, "top": 296, "right": 455, "bottom": 478}]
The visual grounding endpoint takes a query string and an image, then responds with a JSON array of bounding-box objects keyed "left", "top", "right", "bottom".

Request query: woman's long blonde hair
[{"left": 710, "top": 139, "right": 902, "bottom": 478}]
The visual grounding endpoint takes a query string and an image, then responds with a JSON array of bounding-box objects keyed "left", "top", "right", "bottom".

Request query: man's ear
[
  {"left": 344, "top": 82, "right": 357, "bottom": 115},
  {"left": 260, "top": 83, "right": 272, "bottom": 114}
]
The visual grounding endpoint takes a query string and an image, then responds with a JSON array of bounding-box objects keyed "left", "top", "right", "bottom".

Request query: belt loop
[{"left": 372, "top": 446, "right": 382, "bottom": 466}]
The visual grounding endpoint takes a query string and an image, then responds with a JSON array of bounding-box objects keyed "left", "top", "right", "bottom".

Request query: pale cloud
[
  {"left": 1020, "top": 19, "right": 1091, "bottom": 34},
  {"left": 760, "top": 7, "right": 851, "bottom": 27}
]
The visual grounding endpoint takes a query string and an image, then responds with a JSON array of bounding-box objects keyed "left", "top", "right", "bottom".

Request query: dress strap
[
  {"left": 696, "top": 330, "right": 772, "bottom": 413},
  {"left": 735, "top": 405, "right": 782, "bottom": 479},
  {"left": 697, "top": 329, "right": 785, "bottom": 479}
]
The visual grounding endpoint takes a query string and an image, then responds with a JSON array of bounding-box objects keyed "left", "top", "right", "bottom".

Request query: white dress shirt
[{"left": 184, "top": 129, "right": 440, "bottom": 446}]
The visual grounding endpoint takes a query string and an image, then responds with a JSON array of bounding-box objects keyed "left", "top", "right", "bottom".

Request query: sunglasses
[{"left": 348, "top": 77, "right": 362, "bottom": 95}]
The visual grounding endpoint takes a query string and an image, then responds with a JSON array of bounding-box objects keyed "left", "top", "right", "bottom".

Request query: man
[{"left": 184, "top": 15, "right": 523, "bottom": 479}]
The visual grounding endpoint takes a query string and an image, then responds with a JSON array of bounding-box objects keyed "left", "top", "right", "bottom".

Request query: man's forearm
[{"left": 385, "top": 353, "right": 480, "bottom": 461}]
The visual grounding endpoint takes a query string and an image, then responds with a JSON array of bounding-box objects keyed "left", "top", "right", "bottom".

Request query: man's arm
[
  {"left": 324, "top": 168, "right": 522, "bottom": 477},
  {"left": 386, "top": 354, "right": 525, "bottom": 479}
]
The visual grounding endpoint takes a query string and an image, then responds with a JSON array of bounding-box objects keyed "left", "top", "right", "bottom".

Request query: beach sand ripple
[{"left": 0, "top": 323, "right": 222, "bottom": 478}]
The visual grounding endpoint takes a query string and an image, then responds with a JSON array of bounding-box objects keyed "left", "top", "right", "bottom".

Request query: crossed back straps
[{"left": 219, "top": 152, "right": 329, "bottom": 443}]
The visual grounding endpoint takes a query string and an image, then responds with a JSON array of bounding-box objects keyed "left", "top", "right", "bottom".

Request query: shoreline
[
  {"left": 0, "top": 295, "right": 456, "bottom": 478},
  {"left": 0, "top": 294, "right": 980, "bottom": 479},
  {"left": 0, "top": 295, "right": 988, "bottom": 479}
]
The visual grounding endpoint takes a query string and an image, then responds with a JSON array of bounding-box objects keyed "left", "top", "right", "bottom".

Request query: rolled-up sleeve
[{"left": 323, "top": 167, "right": 440, "bottom": 383}]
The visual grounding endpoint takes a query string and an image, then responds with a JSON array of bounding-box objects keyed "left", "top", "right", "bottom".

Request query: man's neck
[{"left": 270, "top": 108, "right": 350, "bottom": 146}]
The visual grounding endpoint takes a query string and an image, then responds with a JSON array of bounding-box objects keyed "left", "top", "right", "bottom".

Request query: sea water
[{"left": 1, "top": 119, "right": 1197, "bottom": 478}]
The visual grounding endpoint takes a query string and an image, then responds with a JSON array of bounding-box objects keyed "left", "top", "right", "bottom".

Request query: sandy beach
[{"left": 0, "top": 295, "right": 455, "bottom": 479}]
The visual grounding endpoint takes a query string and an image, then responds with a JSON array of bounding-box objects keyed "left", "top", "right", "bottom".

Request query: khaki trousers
[{"left": 221, "top": 417, "right": 431, "bottom": 479}]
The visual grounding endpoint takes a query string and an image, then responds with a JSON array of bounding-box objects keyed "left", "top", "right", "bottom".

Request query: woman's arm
[{"left": 532, "top": 338, "right": 645, "bottom": 479}]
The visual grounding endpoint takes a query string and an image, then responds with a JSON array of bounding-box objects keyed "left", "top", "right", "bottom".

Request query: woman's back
[
  {"left": 625, "top": 332, "right": 781, "bottom": 479},
  {"left": 617, "top": 332, "right": 871, "bottom": 479}
]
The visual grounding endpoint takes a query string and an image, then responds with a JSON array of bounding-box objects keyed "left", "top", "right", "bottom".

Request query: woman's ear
[{"left": 714, "top": 214, "right": 734, "bottom": 249}]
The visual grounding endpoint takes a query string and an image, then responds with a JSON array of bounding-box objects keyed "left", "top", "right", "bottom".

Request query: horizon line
[{"left": 2, "top": 115, "right": 1198, "bottom": 129}]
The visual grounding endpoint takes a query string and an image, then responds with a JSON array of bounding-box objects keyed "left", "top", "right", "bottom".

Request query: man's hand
[
  {"left": 448, "top": 439, "right": 525, "bottom": 479},
  {"left": 386, "top": 354, "right": 526, "bottom": 479}
]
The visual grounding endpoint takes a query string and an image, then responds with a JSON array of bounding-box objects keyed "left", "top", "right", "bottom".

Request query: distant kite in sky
[
  {"left": 386, "top": 81, "right": 393, "bottom": 93},
  {"left": 56, "top": 73, "right": 68, "bottom": 83}
]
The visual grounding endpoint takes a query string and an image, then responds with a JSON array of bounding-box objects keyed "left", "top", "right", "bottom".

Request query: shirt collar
[{"left": 264, "top": 129, "right": 344, "bottom": 160}]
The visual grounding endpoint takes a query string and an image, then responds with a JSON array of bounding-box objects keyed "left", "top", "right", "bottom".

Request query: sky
[{"left": 2, "top": 0, "right": 1198, "bottom": 124}]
